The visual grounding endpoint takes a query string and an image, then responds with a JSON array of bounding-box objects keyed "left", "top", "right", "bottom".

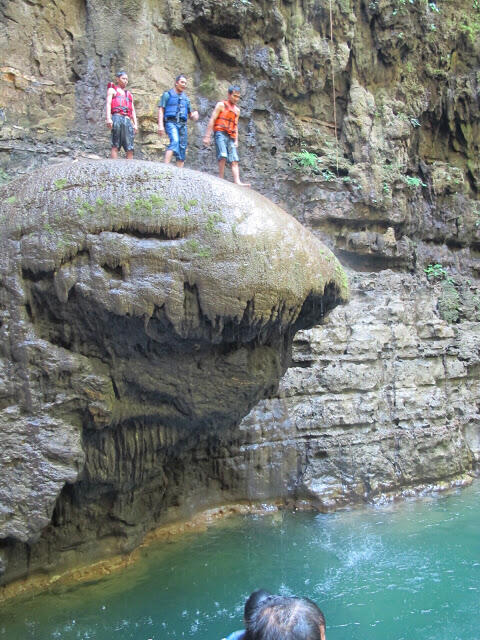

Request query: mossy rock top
[{"left": 1, "top": 160, "right": 348, "bottom": 339}]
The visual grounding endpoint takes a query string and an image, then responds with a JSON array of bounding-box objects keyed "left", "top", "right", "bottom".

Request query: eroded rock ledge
[{"left": 0, "top": 159, "right": 347, "bottom": 586}]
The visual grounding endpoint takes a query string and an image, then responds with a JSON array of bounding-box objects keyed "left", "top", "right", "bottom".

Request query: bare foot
[{"left": 234, "top": 181, "right": 251, "bottom": 187}]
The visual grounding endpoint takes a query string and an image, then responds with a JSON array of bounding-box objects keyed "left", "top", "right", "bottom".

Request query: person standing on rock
[
  {"left": 105, "top": 70, "right": 138, "bottom": 159},
  {"left": 203, "top": 85, "right": 250, "bottom": 187},
  {"left": 157, "top": 74, "right": 199, "bottom": 167}
]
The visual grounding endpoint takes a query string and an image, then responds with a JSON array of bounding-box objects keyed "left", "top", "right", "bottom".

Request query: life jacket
[
  {"left": 110, "top": 85, "right": 133, "bottom": 119},
  {"left": 163, "top": 88, "right": 189, "bottom": 121},
  {"left": 213, "top": 101, "right": 239, "bottom": 139}
]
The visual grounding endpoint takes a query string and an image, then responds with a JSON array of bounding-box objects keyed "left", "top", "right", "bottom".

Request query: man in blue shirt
[{"left": 157, "top": 74, "right": 199, "bottom": 167}]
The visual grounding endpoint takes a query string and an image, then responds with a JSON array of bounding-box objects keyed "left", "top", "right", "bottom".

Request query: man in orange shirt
[{"left": 203, "top": 86, "right": 250, "bottom": 187}]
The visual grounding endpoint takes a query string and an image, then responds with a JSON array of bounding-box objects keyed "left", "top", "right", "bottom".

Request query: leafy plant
[
  {"left": 404, "top": 175, "right": 426, "bottom": 188},
  {"left": 424, "top": 263, "right": 448, "bottom": 280},
  {"left": 292, "top": 150, "right": 319, "bottom": 170}
]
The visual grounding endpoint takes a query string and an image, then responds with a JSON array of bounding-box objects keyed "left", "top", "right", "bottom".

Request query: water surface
[{"left": 1, "top": 482, "right": 479, "bottom": 640}]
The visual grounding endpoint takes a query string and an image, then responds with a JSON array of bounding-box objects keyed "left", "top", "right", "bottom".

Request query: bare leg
[
  {"left": 231, "top": 161, "right": 250, "bottom": 187},
  {"left": 218, "top": 157, "right": 227, "bottom": 179},
  {"left": 110, "top": 147, "right": 119, "bottom": 159},
  {"left": 176, "top": 160, "right": 184, "bottom": 168},
  {"left": 126, "top": 150, "right": 133, "bottom": 160},
  {"left": 164, "top": 149, "right": 174, "bottom": 164}
]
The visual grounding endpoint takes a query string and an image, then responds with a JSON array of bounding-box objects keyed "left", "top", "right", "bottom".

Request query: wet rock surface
[
  {"left": 237, "top": 271, "right": 480, "bottom": 510},
  {"left": 0, "top": 159, "right": 347, "bottom": 584},
  {"left": 1, "top": 0, "right": 480, "bottom": 594}
]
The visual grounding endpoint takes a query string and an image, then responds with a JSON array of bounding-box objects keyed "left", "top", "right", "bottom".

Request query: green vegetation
[
  {"left": 291, "top": 150, "right": 342, "bottom": 183},
  {"left": 459, "top": 14, "right": 480, "bottom": 43},
  {"left": 54, "top": 178, "right": 68, "bottom": 190},
  {"left": 76, "top": 200, "right": 96, "bottom": 217},
  {"left": 438, "top": 280, "right": 460, "bottom": 323},
  {"left": 205, "top": 212, "right": 225, "bottom": 234},
  {"left": 404, "top": 175, "right": 426, "bottom": 188},
  {"left": 74, "top": 193, "right": 172, "bottom": 221},
  {"left": 183, "top": 199, "right": 198, "bottom": 212},
  {"left": 185, "top": 238, "right": 211, "bottom": 258},
  {"left": 424, "top": 263, "right": 448, "bottom": 280},
  {"left": 0, "top": 169, "right": 9, "bottom": 184},
  {"left": 422, "top": 264, "right": 476, "bottom": 324},
  {"left": 292, "top": 150, "right": 319, "bottom": 171},
  {"left": 6, "top": 195, "right": 16, "bottom": 204}
]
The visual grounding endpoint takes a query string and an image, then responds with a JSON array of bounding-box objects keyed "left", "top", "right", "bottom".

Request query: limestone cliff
[
  {"left": 1, "top": 0, "right": 479, "bottom": 276},
  {"left": 0, "top": 0, "right": 479, "bottom": 590},
  {"left": 0, "top": 159, "right": 347, "bottom": 585}
]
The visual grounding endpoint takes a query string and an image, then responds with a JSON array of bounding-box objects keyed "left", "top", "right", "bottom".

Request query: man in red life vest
[
  {"left": 203, "top": 86, "right": 250, "bottom": 187},
  {"left": 105, "top": 70, "right": 138, "bottom": 159}
]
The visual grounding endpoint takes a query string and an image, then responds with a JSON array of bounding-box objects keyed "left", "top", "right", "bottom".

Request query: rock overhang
[
  {"left": 3, "top": 160, "right": 348, "bottom": 339},
  {"left": 0, "top": 159, "right": 348, "bottom": 550}
]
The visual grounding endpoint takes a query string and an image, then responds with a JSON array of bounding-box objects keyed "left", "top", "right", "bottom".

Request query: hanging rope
[{"left": 328, "top": 0, "right": 339, "bottom": 175}]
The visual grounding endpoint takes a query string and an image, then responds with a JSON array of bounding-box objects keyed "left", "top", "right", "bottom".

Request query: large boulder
[{"left": 0, "top": 159, "right": 347, "bottom": 584}]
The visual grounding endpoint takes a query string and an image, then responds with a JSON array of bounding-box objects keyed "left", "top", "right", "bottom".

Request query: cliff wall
[{"left": 0, "top": 0, "right": 479, "bottom": 590}]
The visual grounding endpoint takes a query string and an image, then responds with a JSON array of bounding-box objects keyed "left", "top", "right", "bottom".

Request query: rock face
[
  {"left": 1, "top": 0, "right": 479, "bottom": 277},
  {"left": 0, "top": 0, "right": 479, "bottom": 591},
  {"left": 0, "top": 159, "right": 347, "bottom": 584},
  {"left": 238, "top": 272, "right": 480, "bottom": 509}
]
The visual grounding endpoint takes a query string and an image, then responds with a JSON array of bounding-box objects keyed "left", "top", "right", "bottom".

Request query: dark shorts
[
  {"left": 111, "top": 114, "right": 134, "bottom": 152},
  {"left": 165, "top": 120, "right": 188, "bottom": 161},
  {"left": 214, "top": 130, "right": 239, "bottom": 163}
]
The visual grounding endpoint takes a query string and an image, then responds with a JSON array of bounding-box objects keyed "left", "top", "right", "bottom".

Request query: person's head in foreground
[
  {"left": 244, "top": 590, "right": 273, "bottom": 625},
  {"left": 245, "top": 595, "right": 326, "bottom": 640}
]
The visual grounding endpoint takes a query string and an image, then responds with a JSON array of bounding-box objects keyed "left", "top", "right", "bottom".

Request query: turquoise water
[{"left": 1, "top": 482, "right": 479, "bottom": 640}]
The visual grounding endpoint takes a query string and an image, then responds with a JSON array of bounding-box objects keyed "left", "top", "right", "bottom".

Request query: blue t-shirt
[{"left": 222, "top": 630, "right": 245, "bottom": 640}]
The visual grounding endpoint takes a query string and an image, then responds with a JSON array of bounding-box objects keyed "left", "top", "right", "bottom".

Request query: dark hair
[
  {"left": 246, "top": 596, "right": 326, "bottom": 640},
  {"left": 116, "top": 70, "right": 127, "bottom": 77},
  {"left": 175, "top": 74, "right": 187, "bottom": 83},
  {"left": 244, "top": 590, "right": 272, "bottom": 624},
  {"left": 228, "top": 85, "right": 241, "bottom": 95}
]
